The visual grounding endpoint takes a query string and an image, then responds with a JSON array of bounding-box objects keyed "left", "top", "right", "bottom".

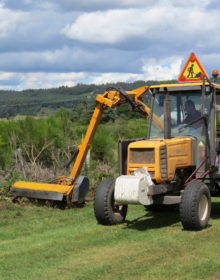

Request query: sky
[{"left": 0, "top": 0, "right": 220, "bottom": 90}]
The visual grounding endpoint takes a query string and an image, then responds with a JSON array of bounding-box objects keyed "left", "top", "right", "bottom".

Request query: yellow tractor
[
  {"left": 94, "top": 78, "right": 220, "bottom": 230},
  {"left": 11, "top": 54, "right": 220, "bottom": 230}
]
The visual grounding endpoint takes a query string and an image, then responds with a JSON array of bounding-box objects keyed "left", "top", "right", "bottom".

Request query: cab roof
[{"left": 149, "top": 82, "right": 220, "bottom": 91}]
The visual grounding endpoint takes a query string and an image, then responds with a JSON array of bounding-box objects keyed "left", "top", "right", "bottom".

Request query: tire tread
[
  {"left": 180, "top": 180, "right": 211, "bottom": 230},
  {"left": 94, "top": 179, "right": 127, "bottom": 225}
]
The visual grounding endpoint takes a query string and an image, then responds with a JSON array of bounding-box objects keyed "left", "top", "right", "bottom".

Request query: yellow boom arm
[
  {"left": 70, "top": 86, "right": 163, "bottom": 180},
  {"left": 11, "top": 86, "right": 163, "bottom": 204}
]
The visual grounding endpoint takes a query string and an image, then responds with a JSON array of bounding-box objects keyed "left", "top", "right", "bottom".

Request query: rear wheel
[
  {"left": 94, "top": 179, "right": 128, "bottom": 225},
  {"left": 180, "top": 180, "right": 211, "bottom": 230}
]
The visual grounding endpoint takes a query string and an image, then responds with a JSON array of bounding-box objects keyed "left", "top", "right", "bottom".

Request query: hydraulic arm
[
  {"left": 70, "top": 86, "right": 163, "bottom": 180},
  {"left": 11, "top": 86, "right": 162, "bottom": 204}
]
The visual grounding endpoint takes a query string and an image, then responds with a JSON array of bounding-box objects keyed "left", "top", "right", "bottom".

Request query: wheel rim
[
  {"left": 199, "top": 194, "right": 209, "bottom": 221},
  {"left": 111, "top": 194, "right": 126, "bottom": 217}
]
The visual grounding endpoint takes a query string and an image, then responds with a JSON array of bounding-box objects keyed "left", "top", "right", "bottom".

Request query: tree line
[{"left": 0, "top": 80, "right": 177, "bottom": 118}]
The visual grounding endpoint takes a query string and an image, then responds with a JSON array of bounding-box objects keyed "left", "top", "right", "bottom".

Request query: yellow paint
[
  {"left": 13, "top": 181, "right": 73, "bottom": 195},
  {"left": 127, "top": 137, "right": 193, "bottom": 183}
]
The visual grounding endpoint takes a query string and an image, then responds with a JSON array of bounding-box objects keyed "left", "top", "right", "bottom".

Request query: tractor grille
[
  {"left": 130, "top": 148, "right": 155, "bottom": 164},
  {"left": 160, "top": 145, "right": 168, "bottom": 178}
]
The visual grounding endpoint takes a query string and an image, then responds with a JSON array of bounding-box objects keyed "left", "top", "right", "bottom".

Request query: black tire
[
  {"left": 94, "top": 179, "right": 128, "bottom": 225},
  {"left": 180, "top": 180, "right": 211, "bottom": 230}
]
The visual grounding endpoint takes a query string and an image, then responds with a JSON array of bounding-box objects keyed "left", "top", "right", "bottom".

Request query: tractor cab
[
  {"left": 148, "top": 84, "right": 212, "bottom": 142},
  {"left": 125, "top": 83, "right": 217, "bottom": 184},
  {"left": 148, "top": 83, "right": 214, "bottom": 169},
  {"left": 148, "top": 80, "right": 220, "bottom": 172}
]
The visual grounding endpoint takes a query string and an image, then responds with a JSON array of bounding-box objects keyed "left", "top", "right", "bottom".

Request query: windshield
[{"left": 148, "top": 90, "right": 212, "bottom": 140}]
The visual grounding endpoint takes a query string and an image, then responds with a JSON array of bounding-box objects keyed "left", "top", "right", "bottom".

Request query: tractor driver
[{"left": 182, "top": 100, "right": 202, "bottom": 128}]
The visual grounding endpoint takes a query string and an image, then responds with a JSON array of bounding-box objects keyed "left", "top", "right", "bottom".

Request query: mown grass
[{"left": 1, "top": 198, "right": 220, "bottom": 280}]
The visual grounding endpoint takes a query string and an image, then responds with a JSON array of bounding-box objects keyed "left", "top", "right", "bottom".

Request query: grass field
[{"left": 1, "top": 198, "right": 220, "bottom": 280}]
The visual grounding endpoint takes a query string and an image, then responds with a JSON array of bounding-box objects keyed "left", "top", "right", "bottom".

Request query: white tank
[{"left": 114, "top": 167, "right": 154, "bottom": 205}]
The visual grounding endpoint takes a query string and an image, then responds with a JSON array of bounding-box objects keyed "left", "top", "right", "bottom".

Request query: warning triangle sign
[{"left": 178, "top": 53, "right": 209, "bottom": 82}]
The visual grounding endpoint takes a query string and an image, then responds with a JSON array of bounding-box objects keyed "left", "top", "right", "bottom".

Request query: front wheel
[
  {"left": 180, "top": 180, "right": 211, "bottom": 230},
  {"left": 94, "top": 179, "right": 128, "bottom": 225}
]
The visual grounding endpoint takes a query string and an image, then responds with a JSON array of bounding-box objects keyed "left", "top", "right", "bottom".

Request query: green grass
[{"left": 1, "top": 199, "right": 220, "bottom": 280}]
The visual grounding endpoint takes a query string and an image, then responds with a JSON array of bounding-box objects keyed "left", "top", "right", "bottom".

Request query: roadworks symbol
[
  {"left": 178, "top": 52, "right": 208, "bottom": 82},
  {"left": 187, "top": 62, "right": 201, "bottom": 79}
]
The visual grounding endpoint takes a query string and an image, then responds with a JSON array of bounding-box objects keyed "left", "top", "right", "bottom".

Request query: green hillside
[{"left": 0, "top": 80, "right": 175, "bottom": 118}]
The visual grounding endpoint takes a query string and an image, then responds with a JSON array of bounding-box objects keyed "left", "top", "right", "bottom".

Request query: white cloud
[
  {"left": 0, "top": 72, "right": 15, "bottom": 80},
  {"left": 62, "top": 8, "right": 154, "bottom": 44},
  {"left": 0, "top": 3, "right": 27, "bottom": 37},
  {"left": 141, "top": 57, "right": 183, "bottom": 80},
  {"left": 21, "top": 72, "right": 87, "bottom": 89},
  {"left": 0, "top": 72, "right": 88, "bottom": 90},
  {"left": 62, "top": 4, "right": 219, "bottom": 44},
  {"left": 91, "top": 72, "right": 142, "bottom": 84},
  {"left": 90, "top": 56, "right": 183, "bottom": 84}
]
